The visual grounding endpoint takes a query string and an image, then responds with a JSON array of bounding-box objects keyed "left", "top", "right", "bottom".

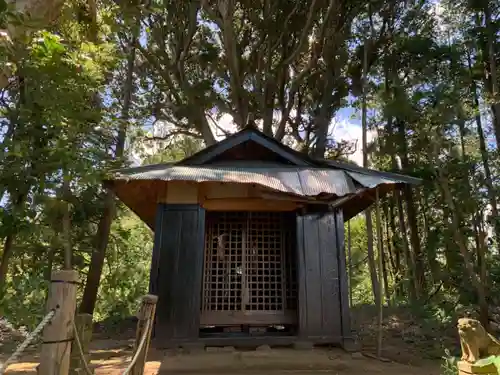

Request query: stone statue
[{"left": 458, "top": 318, "right": 500, "bottom": 363}]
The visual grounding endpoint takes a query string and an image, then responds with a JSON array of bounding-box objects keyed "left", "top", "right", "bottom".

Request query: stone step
[{"left": 159, "top": 348, "right": 360, "bottom": 374}]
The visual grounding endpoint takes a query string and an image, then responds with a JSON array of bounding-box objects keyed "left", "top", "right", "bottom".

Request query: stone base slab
[
  {"left": 159, "top": 348, "right": 352, "bottom": 374},
  {"left": 458, "top": 360, "right": 497, "bottom": 375}
]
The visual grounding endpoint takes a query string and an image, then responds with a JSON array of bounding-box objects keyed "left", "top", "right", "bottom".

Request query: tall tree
[{"left": 79, "top": 13, "right": 139, "bottom": 314}]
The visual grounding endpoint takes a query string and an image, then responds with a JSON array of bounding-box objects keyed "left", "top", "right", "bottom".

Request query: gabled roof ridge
[
  {"left": 176, "top": 126, "right": 312, "bottom": 166},
  {"left": 111, "top": 126, "right": 422, "bottom": 185}
]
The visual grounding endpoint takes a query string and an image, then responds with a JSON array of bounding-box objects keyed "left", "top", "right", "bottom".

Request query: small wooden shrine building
[{"left": 105, "top": 126, "right": 421, "bottom": 349}]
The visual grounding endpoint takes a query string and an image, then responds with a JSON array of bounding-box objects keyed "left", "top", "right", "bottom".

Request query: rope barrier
[
  {"left": 0, "top": 308, "right": 58, "bottom": 375},
  {"left": 71, "top": 320, "right": 94, "bottom": 375},
  {"left": 0, "top": 298, "right": 153, "bottom": 375},
  {"left": 71, "top": 316, "right": 151, "bottom": 375},
  {"left": 121, "top": 318, "right": 151, "bottom": 375}
]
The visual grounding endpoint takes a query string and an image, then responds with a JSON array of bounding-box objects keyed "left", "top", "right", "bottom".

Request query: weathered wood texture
[
  {"left": 70, "top": 313, "right": 93, "bottom": 375},
  {"left": 39, "top": 270, "right": 79, "bottom": 375},
  {"left": 335, "top": 210, "right": 355, "bottom": 349},
  {"left": 130, "top": 295, "right": 158, "bottom": 375},
  {"left": 296, "top": 211, "right": 350, "bottom": 344},
  {"left": 156, "top": 181, "right": 302, "bottom": 212},
  {"left": 150, "top": 204, "right": 205, "bottom": 342}
]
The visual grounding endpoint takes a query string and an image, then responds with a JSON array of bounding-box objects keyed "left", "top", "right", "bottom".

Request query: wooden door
[
  {"left": 151, "top": 203, "right": 205, "bottom": 342},
  {"left": 295, "top": 210, "right": 350, "bottom": 343},
  {"left": 200, "top": 211, "right": 297, "bottom": 327}
]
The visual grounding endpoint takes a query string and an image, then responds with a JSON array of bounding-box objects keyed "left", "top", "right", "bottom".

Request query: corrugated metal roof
[
  {"left": 113, "top": 165, "right": 397, "bottom": 198},
  {"left": 172, "top": 126, "right": 422, "bottom": 186},
  {"left": 346, "top": 171, "right": 407, "bottom": 187},
  {"left": 321, "top": 160, "right": 422, "bottom": 185}
]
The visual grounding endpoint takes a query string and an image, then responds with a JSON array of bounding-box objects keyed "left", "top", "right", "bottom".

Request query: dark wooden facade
[
  {"left": 108, "top": 126, "right": 420, "bottom": 350},
  {"left": 151, "top": 204, "right": 205, "bottom": 341},
  {"left": 296, "top": 211, "right": 351, "bottom": 344},
  {"left": 149, "top": 204, "right": 353, "bottom": 348}
]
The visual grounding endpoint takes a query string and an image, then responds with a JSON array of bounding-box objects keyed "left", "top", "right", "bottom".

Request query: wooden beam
[
  {"left": 201, "top": 198, "right": 301, "bottom": 211},
  {"left": 200, "top": 310, "right": 296, "bottom": 326}
]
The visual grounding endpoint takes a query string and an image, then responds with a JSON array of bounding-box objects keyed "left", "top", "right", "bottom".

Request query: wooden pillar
[
  {"left": 70, "top": 313, "right": 93, "bottom": 375},
  {"left": 39, "top": 270, "right": 79, "bottom": 375},
  {"left": 130, "top": 295, "right": 158, "bottom": 375}
]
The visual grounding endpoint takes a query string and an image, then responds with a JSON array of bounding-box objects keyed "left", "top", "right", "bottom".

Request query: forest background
[{"left": 0, "top": 0, "right": 499, "bottom": 356}]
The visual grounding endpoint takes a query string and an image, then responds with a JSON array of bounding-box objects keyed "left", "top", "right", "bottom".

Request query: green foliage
[
  {"left": 441, "top": 350, "right": 458, "bottom": 375},
  {"left": 1, "top": 0, "right": 500, "bottom": 349},
  {"left": 0, "top": 3, "right": 119, "bottom": 325},
  {"left": 93, "top": 210, "right": 152, "bottom": 321},
  {"left": 345, "top": 217, "right": 373, "bottom": 305}
]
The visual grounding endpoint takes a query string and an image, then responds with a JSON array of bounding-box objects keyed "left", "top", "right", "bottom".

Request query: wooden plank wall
[
  {"left": 296, "top": 211, "right": 347, "bottom": 343},
  {"left": 149, "top": 203, "right": 205, "bottom": 343},
  {"left": 335, "top": 209, "right": 353, "bottom": 345},
  {"left": 157, "top": 181, "right": 302, "bottom": 212}
]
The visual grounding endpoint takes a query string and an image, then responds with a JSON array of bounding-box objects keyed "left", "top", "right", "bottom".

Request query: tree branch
[
  {"left": 283, "top": 0, "right": 319, "bottom": 66},
  {"left": 144, "top": 129, "right": 204, "bottom": 141}
]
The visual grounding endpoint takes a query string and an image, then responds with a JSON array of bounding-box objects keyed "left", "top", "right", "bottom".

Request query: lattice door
[{"left": 201, "top": 211, "right": 297, "bottom": 326}]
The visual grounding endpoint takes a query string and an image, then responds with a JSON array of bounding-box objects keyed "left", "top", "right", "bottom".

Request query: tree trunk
[
  {"left": 467, "top": 49, "right": 500, "bottom": 245},
  {"left": 482, "top": 3, "right": 500, "bottom": 146},
  {"left": 79, "top": 194, "right": 115, "bottom": 314},
  {"left": 395, "top": 190, "right": 416, "bottom": 301},
  {"left": 383, "top": 199, "right": 397, "bottom": 278},
  {"left": 438, "top": 173, "right": 489, "bottom": 330},
  {"left": 418, "top": 191, "right": 439, "bottom": 284},
  {"left": 79, "top": 39, "right": 137, "bottom": 314},
  {"left": 396, "top": 119, "right": 425, "bottom": 297},
  {"left": 388, "top": 196, "right": 400, "bottom": 275},
  {"left": 386, "top": 117, "right": 415, "bottom": 300},
  {"left": 381, "top": 235, "right": 391, "bottom": 305},
  {"left": 382, "top": 62, "right": 406, "bottom": 298},
  {"left": 312, "top": 74, "right": 336, "bottom": 158},
  {"left": 375, "top": 188, "right": 384, "bottom": 358},
  {"left": 476, "top": 221, "right": 489, "bottom": 324},
  {"left": 0, "top": 190, "right": 28, "bottom": 292},
  {"left": 45, "top": 246, "right": 55, "bottom": 282},
  {"left": 62, "top": 176, "right": 72, "bottom": 270},
  {"left": 0, "top": 235, "right": 14, "bottom": 293},
  {"left": 361, "top": 32, "right": 379, "bottom": 303}
]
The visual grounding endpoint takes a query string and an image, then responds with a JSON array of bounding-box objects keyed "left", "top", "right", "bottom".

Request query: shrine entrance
[{"left": 201, "top": 211, "right": 297, "bottom": 331}]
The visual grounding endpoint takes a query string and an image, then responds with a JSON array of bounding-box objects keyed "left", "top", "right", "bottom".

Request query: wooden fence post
[
  {"left": 130, "top": 295, "right": 158, "bottom": 375},
  {"left": 38, "top": 270, "right": 79, "bottom": 375},
  {"left": 70, "top": 313, "right": 93, "bottom": 375}
]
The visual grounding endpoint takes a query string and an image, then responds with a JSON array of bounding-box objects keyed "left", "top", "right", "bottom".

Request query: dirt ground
[
  {"left": 1, "top": 342, "right": 441, "bottom": 375},
  {"left": 1, "top": 306, "right": 454, "bottom": 375}
]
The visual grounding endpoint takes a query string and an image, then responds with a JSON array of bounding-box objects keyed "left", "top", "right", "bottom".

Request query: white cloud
[
  {"left": 329, "top": 118, "right": 376, "bottom": 166},
  {"left": 209, "top": 113, "right": 239, "bottom": 141}
]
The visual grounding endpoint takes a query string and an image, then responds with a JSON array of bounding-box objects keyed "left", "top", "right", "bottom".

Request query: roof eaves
[
  {"left": 109, "top": 162, "right": 177, "bottom": 177},
  {"left": 319, "top": 160, "right": 422, "bottom": 185}
]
